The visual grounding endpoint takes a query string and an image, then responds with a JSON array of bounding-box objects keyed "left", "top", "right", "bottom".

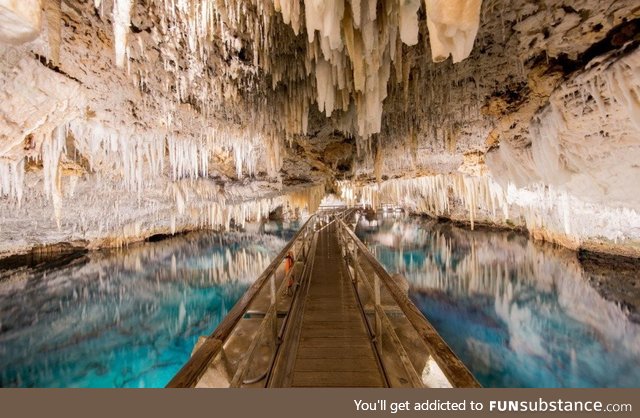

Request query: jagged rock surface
[{"left": 0, "top": 0, "right": 639, "bottom": 257}]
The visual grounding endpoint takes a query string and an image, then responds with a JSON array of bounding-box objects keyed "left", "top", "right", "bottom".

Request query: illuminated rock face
[
  {"left": 0, "top": 0, "right": 42, "bottom": 45},
  {"left": 0, "top": 1, "right": 639, "bottom": 257}
]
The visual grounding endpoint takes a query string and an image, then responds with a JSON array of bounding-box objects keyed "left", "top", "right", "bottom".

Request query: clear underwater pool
[
  {"left": 356, "top": 214, "right": 640, "bottom": 388},
  {"left": 2, "top": 215, "right": 639, "bottom": 388},
  {"left": 0, "top": 224, "right": 297, "bottom": 388}
]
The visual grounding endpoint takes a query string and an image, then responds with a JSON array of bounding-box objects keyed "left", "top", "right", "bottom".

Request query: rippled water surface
[
  {"left": 0, "top": 223, "right": 297, "bottom": 387},
  {"left": 356, "top": 214, "right": 640, "bottom": 387}
]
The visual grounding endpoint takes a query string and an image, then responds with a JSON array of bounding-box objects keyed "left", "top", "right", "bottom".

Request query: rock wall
[{"left": 0, "top": 0, "right": 639, "bottom": 257}]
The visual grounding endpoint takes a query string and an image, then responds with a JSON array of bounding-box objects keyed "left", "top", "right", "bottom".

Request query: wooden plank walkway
[
  {"left": 169, "top": 211, "right": 479, "bottom": 388},
  {"left": 288, "top": 222, "right": 386, "bottom": 387}
]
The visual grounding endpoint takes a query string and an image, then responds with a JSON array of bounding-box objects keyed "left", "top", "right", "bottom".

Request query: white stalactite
[
  {"left": 113, "top": 0, "right": 133, "bottom": 67},
  {"left": 0, "top": 158, "right": 24, "bottom": 205},
  {"left": 42, "top": 126, "right": 66, "bottom": 227},
  {"left": 399, "top": 0, "right": 421, "bottom": 46},
  {"left": 424, "top": 0, "right": 482, "bottom": 63},
  {"left": 341, "top": 172, "right": 640, "bottom": 247}
]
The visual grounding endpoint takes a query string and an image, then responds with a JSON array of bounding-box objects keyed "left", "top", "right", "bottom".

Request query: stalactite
[
  {"left": 42, "top": 126, "right": 66, "bottom": 227},
  {"left": 113, "top": 0, "right": 133, "bottom": 67},
  {"left": 44, "top": 0, "right": 62, "bottom": 66},
  {"left": 0, "top": 158, "right": 25, "bottom": 205},
  {"left": 109, "top": 0, "right": 487, "bottom": 149},
  {"left": 488, "top": 45, "right": 640, "bottom": 211},
  {"left": 424, "top": 0, "right": 483, "bottom": 63},
  {"left": 342, "top": 171, "right": 640, "bottom": 247},
  {"left": 399, "top": 0, "right": 421, "bottom": 46},
  {"left": 2, "top": 0, "right": 638, "bottom": 258}
]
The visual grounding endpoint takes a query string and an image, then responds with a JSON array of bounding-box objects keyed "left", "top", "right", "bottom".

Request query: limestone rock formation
[{"left": 0, "top": 0, "right": 639, "bottom": 257}]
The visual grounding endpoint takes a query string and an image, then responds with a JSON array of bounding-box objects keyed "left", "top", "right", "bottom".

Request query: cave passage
[{"left": 1, "top": 0, "right": 639, "bottom": 390}]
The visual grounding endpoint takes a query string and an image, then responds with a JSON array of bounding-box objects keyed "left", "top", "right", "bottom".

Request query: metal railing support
[
  {"left": 335, "top": 218, "right": 481, "bottom": 388},
  {"left": 166, "top": 215, "right": 316, "bottom": 388}
]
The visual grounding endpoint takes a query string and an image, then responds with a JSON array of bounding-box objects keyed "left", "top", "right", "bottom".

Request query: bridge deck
[
  {"left": 168, "top": 211, "right": 480, "bottom": 389},
  {"left": 287, "top": 222, "right": 385, "bottom": 387}
]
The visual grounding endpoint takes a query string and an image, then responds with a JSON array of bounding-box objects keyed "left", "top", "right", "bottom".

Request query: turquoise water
[
  {"left": 356, "top": 214, "right": 640, "bottom": 388},
  {"left": 0, "top": 225, "right": 297, "bottom": 388}
]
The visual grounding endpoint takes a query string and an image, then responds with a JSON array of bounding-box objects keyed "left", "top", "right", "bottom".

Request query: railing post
[
  {"left": 270, "top": 272, "right": 277, "bottom": 344},
  {"left": 374, "top": 274, "right": 381, "bottom": 352},
  {"left": 270, "top": 272, "right": 276, "bottom": 304},
  {"left": 353, "top": 246, "right": 358, "bottom": 287},
  {"left": 302, "top": 230, "right": 307, "bottom": 260}
]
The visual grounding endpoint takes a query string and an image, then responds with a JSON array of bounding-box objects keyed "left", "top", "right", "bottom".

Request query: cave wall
[
  {"left": 340, "top": 1, "right": 640, "bottom": 257},
  {"left": 0, "top": 0, "right": 639, "bottom": 257}
]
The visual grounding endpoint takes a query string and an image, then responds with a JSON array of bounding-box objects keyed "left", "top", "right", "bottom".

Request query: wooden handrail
[
  {"left": 166, "top": 215, "right": 316, "bottom": 388},
  {"left": 337, "top": 218, "right": 481, "bottom": 388}
]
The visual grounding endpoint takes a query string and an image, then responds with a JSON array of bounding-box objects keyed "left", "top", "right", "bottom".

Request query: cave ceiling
[{"left": 1, "top": 0, "right": 639, "bottom": 255}]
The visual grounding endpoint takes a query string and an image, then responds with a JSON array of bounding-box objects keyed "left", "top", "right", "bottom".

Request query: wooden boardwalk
[
  {"left": 168, "top": 211, "right": 480, "bottom": 389},
  {"left": 287, "top": 222, "right": 386, "bottom": 387}
]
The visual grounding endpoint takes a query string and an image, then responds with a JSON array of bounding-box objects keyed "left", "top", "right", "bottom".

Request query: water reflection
[
  {"left": 357, "top": 215, "right": 640, "bottom": 387},
  {"left": 0, "top": 226, "right": 293, "bottom": 387}
]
